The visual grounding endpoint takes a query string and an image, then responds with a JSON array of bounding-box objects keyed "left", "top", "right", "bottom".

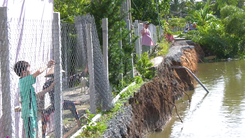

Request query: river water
[{"left": 148, "top": 60, "right": 245, "bottom": 138}]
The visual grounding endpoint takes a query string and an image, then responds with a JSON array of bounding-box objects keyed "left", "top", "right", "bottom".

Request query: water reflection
[{"left": 148, "top": 60, "right": 245, "bottom": 138}]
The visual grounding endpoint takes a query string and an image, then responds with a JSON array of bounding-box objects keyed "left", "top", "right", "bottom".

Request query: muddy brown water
[{"left": 148, "top": 60, "right": 245, "bottom": 138}]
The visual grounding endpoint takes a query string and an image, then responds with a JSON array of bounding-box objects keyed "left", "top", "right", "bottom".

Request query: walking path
[{"left": 47, "top": 86, "right": 90, "bottom": 137}]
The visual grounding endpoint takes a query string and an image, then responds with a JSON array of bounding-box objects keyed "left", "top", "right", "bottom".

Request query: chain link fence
[
  {"left": 0, "top": 7, "right": 112, "bottom": 137},
  {"left": 74, "top": 14, "right": 113, "bottom": 113},
  {"left": 0, "top": 8, "right": 55, "bottom": 137}
]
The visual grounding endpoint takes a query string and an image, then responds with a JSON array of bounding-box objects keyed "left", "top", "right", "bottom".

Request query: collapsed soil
[{"left": 125, "top": 41, "right": 204, "bottom": 137}]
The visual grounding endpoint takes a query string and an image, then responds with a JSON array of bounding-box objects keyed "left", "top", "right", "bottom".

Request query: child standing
[{"left": 14, "top": 60, "right": 55, "bottom": 138}]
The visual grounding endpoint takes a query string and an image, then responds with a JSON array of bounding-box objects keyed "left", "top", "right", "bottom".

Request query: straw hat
[{"left": 45, "top": 66, "right": 65, "bottom": 77}]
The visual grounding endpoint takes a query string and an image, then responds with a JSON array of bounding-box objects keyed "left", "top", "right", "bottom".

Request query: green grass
[
  {"left": 76, "top": 81, "right": 144, "bottom": 138},
  {"left": 157, "top": 41, "right": 170, "bottom": 56},
  {"left": 172, "top": 31, "right": 182, "bottom": 35}
]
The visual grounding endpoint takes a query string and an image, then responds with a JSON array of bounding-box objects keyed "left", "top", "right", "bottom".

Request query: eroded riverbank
[
  {"left": 103, "top": 40, "right": 205, "bottom": 137},
  {"left": 148, "top": 60, "right": 245, "bottom": 138}
]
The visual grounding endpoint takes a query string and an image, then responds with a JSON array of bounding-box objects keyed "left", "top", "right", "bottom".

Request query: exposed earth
[{"left": 103, "top": 40, "right": 205, "bottom": 138}]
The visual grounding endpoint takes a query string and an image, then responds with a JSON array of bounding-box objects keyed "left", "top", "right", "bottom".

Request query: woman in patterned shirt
[{"left": 41, "top": 66, "right": 88, "bottom": 138}]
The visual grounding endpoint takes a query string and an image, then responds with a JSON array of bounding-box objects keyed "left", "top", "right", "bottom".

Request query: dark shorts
[
  {"left": 63, "top": 100, "right": 79, "bottom": 120},
  {"left": 42, "top": 100, "right": 79, "bottom": 120},
  {"left": 142, "top": 45, "right": 151, "bottom": 54}
]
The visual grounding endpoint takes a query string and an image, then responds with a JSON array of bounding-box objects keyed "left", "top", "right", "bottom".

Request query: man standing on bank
[{"left": 141, "top": 21, "right": 154, "bottom": 54}]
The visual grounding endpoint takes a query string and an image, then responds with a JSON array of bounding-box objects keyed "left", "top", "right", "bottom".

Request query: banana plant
[{"left": 190, "top": 0, "right": 216, "bottom": 26}]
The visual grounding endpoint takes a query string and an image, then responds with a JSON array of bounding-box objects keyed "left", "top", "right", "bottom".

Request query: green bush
[
  {"left": 168, "top": 17, "right": 186, "bottom": 28},
  {"left": 135, "top": 53, "right": 154, "bottom": 80},
  {"left": 134, "top": 76, "right": 143, "bottom": 84},
  {"left": 157, "top": 41, "right": 170, "bottom": 56},
  {"left": 172, "top": 31, "right": 182, "bottom": 35}
]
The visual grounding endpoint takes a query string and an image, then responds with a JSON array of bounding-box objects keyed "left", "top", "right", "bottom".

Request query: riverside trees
[{"left": 189, "top": 5, "right": 245, "bottom": 58}]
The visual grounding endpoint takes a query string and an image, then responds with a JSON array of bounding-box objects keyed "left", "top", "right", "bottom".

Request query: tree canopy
[{"left": 131, "top": 0, "right": 171, "bottom": 24}]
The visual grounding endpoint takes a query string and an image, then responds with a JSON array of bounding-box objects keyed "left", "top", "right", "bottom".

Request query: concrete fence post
[
  {"left": 134, "top": 20, "right": 141, "bottom": 57},
  {"left": 62, "top": 24, "right": 69, "bottom": 86},
  {"left": 86, "top": 24, "right": 96, "bottom": 114},
  {"left": 53, "top": 12, "right": 63, "bottom": 137},
  {"left": 0, "top": 7, "right": 16, "bottom": 138},
  {"left": 118, "top": 28, "right": 123, "bottom": 82},
  {"left": 102, "top": 18, "right": 109, "bottom": 81},
  {"left": 126, "top": 19, "right": 134, "bottom": 78}
]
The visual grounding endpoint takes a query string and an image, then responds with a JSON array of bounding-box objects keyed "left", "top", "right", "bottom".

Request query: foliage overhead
[
  {"left": 54, "top": 0, "right": 90, "bottom": 23},
  {"left": 187, "top": 0, "right": 216, "bottom": 26},
  {"left": 186, "top": 1, "right": 205, "bottom": 12},
  {"left": 169, "top": 0, "right": 189, "bottom": 17},
  {"left": 131, "top": 0, "right": 171, "bottom": 25}
]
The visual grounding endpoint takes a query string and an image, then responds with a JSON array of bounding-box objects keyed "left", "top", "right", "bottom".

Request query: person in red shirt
[{"left": 165, "top": 32, "right": 174, "bottom": 43}]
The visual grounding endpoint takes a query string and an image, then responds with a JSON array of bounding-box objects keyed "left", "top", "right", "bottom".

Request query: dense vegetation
[
  {"left": 54, "top": 0, "right": 172, "bottom": 91},
  {"left": 54, "top": 0, "right": 245, "bottom": 98},
  {"left": 185, "top": 0, "right": 245, "bottom": 58},
  {"left": 162, "top": 0, "right": 245, "bottom": 59},
  {"left": 52, "top": 0, "right": 245, "bottom": 137},
  {"left": 131, "top": 0, "right": 171, "bottom": 25},
  {"left": 54, "top": 0, "right": 137, "bottom": 90}
]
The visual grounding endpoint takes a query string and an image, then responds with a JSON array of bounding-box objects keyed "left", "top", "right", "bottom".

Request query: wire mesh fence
[
  {"left": 0, "top": 6, "right": 112, "bottom": 137},
  {"left": 0, "top": 5, "right": 167, "bottom": 137},
  {"left": 0, "top": 8, "right": 55, "bottom": 138},
  {"left": 75, "top": 14, "right": 112, "bottom": 113}
]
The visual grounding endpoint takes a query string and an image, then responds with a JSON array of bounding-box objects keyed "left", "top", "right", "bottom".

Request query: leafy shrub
[
  {"left": 157, "top": 41, "right": 170, "bottom": 56},
  {"left": 168, "top": 17, "right": 186, "bottom": 28},
  {"left": 172, "top": 31, "right": 183, "bottom": 35},
  {"left": 221, "top": 5, "right": 245, "bottom": 38},
  {"left": 134, "top": 76, "right": 143, "bottom": 84},
  {"left": 135, "top": 53, "right": 154, "bottom": 80}
]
